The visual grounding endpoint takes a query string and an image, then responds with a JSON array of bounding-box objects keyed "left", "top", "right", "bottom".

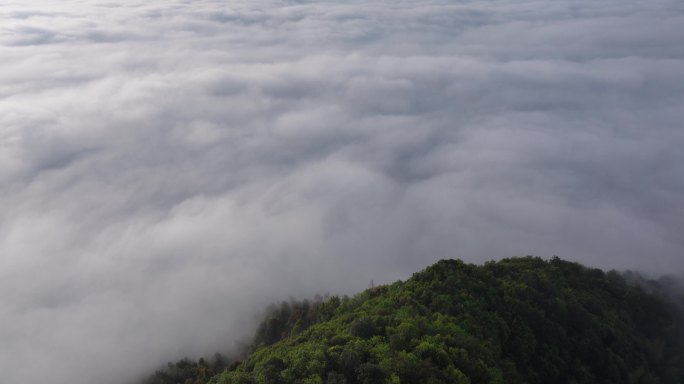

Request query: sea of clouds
[{"left": 1, "top": 0, "right": 684, "bottom": 383}]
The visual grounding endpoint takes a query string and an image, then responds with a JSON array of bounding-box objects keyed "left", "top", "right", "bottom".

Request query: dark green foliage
[
  {"left": 210, "top": 257, "right": 684, "bottom": 384},
  {"left": 141, "top": 354, "right": 229, "bottom": 384},
  {"left": 250, "top": 296, "right": 341, "bottom": 352},
  {"left": 350, "top": 318, "right": 378, "bottom": 339}
]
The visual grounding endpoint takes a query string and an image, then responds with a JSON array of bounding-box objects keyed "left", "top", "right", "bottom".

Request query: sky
[{"left": 1, "top": 0, "right": 683, "bottom": 383}]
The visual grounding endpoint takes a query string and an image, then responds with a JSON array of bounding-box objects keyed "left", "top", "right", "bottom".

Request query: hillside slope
[{"left": 144, "top": 257, "right": 684, "bottom": 384}]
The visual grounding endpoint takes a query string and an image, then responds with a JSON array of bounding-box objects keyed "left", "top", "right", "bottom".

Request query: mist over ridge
[{"left": 1, "top": 0, "right": 683, "bottom": 383}]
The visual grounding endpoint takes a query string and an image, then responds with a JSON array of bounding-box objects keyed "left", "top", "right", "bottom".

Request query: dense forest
[{"left": 140, "top": 257, "right": 684, "bottom": 384}]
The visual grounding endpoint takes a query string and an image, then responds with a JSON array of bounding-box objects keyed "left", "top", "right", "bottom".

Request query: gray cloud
[{"left": 1, "top": 0, "right": 684, "bottom": 383}]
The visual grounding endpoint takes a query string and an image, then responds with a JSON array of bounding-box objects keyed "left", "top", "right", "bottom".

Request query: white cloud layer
[{"left": 1, "top": 0, "right": 684, "bottom": 383}]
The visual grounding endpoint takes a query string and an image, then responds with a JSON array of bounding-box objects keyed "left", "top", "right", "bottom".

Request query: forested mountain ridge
[{"left": 143, "top": 257, "right": 684, "bottom": 384}]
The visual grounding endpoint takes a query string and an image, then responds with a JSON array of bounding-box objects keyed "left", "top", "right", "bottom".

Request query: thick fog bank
[{"left": 1, "top": 0, "right": 683, "bottom": 383}]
